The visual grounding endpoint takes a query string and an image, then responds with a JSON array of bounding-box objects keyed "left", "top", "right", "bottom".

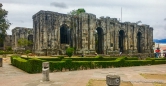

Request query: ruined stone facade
[
  {"left": 3, "top": 35, "right": 12, "bottom": 49},
  {"left": 32, "top": 10, "right": 153, "bottom": 55},
  {"left": 12, "top": 27, "right": 33, "bottom": 50}
]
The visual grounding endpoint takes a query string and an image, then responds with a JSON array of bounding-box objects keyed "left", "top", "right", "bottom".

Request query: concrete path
[{"left": 0, "top": 57, "right": 166, "bottom": 86}]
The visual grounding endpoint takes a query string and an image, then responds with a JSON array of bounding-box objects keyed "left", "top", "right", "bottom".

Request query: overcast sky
[{"left": 2, "top": 0, "right": 166, "bottom": 39}]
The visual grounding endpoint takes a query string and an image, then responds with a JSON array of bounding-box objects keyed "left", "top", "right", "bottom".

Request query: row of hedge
[
  {"left": 0, "top": 51, "right": 13, "bottom": 55},
  {"left": 11, "top": 55, "right": 46, "bottom": 73},
  {"left": 50, "top": 58, "right": 166, "bottom": 72},
  {"left": 35, "top": 56, "right": 139, "bottom": 61},
  {"left": 11, "top": 56, "right": 166, "bottom": 73}
]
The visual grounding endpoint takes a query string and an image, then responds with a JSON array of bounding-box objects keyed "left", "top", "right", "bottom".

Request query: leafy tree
[
  {"left": 66, "top": 47, "right": 74, "bottom": 57},
  {"left": 6, "top": 46, "right": 12, "bottom": 51},
  {"left": 17, "top": 38, "right": 32, "bottom": 54},
  {"left": 25, "top": 50, "right": 31, "bottom": 58},
  {"left": 0, "top": 4, "right": 11, "bottom": 46},
  {"left": 18, "top": 38, "right": 32, "bottom": 48},
  {"left": 68, "top": 8, "right": 86, "bottom": 15}
]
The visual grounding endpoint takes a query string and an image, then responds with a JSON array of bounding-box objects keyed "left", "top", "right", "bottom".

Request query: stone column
[
  {"left": 134, "top": 25, "right": 138, "bottom": 53},
  {"left": 42, "top": 62, "right": 49, "bottom": 81},
  {"left": 79, "top": 13, "right": 89, "bottom": 54},
  {"left": 115, "top": 23, "right": 119, "bottom": 52},
  {"left": 88, "top": 14, "right": 96, "bottom": 54}
]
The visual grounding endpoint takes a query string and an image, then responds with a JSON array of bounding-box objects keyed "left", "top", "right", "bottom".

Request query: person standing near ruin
[
  {"left": 119, "top": 47, "right": 123, "bottom": 56},
  {"left": 155, "top": 48, "right": 160, "bottom": 58}
]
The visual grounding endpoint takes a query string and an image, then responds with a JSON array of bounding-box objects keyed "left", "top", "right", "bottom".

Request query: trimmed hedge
[
  {"left": 125, "top": 60, "right": 152, "bottom": 66},
  {"left": 70, "top": 58, "right": 117, "bottom": 61},
  {"left": 38, "top": 58, "right": 61, "bottom": 61},
  {"left": 11, "top": 56, "right": 46, "bottom": 73},
  {"left": 50, "top": 61, "right": 65, "bottom": 72},
  {"left": 10, "top": 56, "right": 166, "bottom": 73},
  {"left": 0, "top": 51, "right": 13, "bottom": 55}
]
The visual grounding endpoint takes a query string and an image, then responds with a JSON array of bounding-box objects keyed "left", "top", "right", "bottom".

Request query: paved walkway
[{"left": 1, "top": 57, "right": 166, "bottom": 86}]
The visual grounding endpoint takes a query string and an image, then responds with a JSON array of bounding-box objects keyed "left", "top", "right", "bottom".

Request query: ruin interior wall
[{"left": 12, "top": 27, "right": 33, "bottom": 50}]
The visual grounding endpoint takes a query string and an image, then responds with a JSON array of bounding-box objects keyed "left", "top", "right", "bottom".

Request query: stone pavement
[{"left": 1, "top": 57, "right": 166, "bottom": 86}]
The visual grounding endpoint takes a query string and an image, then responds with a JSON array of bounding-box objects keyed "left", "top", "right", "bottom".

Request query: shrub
[
  {"left": 124, "top": 60, "right": 152, "bottom": 66},
  {"left": 50, "top": 61, "right": 65, "bottom": 72},
  {"left": 11, "top": 55, "right": 46, "bottom": 73},
  {"left": 28, "top": 58, "right": 45, "bottom": 73},
  {"left": 62, "top": 58, "right": 73, "bottom": 70},
  {"left": 95, "top": 55, "right": 103, "bottom": 59},
  {"left": 154, "top": 60, "right": 166, "bottom": 64},
  {"left": 66, "top": 47, "right": 74, "bottom": 57},
  {"left": 25, "top": 50, "right": 31, "bottom": 54},
  {"left": 92, "top": 61, "right": 119, "bottom": 68},
  {"left": 0, "top": 50, "right": 13, "bottom": 55},
  {"left": 25, "top": 50, "right": 31, "bottom": 57},
  {"left": 38, "top": 58, "right": 61, "bottom": 61},
  {"left": 10, "top": 55, "right": 166, "bottom": 73},
  {"left": 125, "top": 57, "right": 138, "bottom": 60},
  {"left": 57, "top": 56, "right": 64, "bottom": 60},
  {"left": 6, "top": 46, "right": 12, "bottom": 51},
  {"left": 71, "top": 58, "right": 116, "bottom": 61},
  {"left": 11, "top": 57, "right": 31, "bottom": 72}
]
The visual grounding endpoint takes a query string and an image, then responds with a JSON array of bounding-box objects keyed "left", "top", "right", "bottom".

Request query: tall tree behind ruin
[
  {"left": 0, "top": 3, "right": 11, "bottom": 47},
  {"left": 68, "top": 8, "right": 86, "bottom": 15}
]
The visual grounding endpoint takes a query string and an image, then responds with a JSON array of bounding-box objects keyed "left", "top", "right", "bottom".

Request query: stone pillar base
[
  {"left": 106, "top": 75, "right": 120, "bottom": 86},
  {"left": 42, "top": 62, "right": 49, "bottom": 81}
]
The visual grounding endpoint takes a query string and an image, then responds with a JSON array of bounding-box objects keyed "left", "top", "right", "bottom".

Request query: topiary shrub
[{"left": 66, "top": 47, "right": 74, "bottom": 57}]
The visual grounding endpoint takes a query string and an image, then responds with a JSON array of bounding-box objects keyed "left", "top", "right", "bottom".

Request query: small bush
[
  {"left": 25, "top": 50, "right": 31, "bottom": 54},
  {"left": 95, "top": 55, "right": 103, "bottom": 59},
  {"left": 66, "top": 47, "right": 74, "bottom": 57},
  {"left": 6, "top": 46, "right": 12, "bottom": 51}
]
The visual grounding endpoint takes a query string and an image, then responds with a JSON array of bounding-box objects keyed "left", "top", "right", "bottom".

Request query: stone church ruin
[
  {"left": 32, "top": 10, "right": 154, "bottom": 55},
  {"left": 12, "top": 27, "right": 33, "bottom": 51}
]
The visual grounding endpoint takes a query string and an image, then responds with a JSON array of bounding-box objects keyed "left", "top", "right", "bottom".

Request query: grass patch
[
  {"left": 86, "top": 79, "right": 133, "bottom": 86},
  {"left": 140, "top": 73, "right": 166, "bottom": 80}
]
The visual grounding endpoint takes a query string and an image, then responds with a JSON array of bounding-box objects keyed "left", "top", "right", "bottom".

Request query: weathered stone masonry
[
  {"left": 12, "top": 27, "right": 33, "bottom": 50},
  {"left": 3, "top": 35, "right": 12, "bottom": 49},
  {"left": 32, "top": 10, "right": 153, "bottom": 55}
]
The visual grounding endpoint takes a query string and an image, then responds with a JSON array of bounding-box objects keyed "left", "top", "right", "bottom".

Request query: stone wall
[
  {"left": 12, "top": 27, "right": 33, "bottom": 50},
  {"left": 32, "top": 10, "right": 154, "bottom": 55},
  {"left": 3, "top": 35, "right": 12, "bottom": 50}
]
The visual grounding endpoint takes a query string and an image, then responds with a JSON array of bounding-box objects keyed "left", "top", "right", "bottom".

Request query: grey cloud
[
  {"left": 2, "top": 0, "right": 166, "bottom": 39},
  {"left": 164, "top": 18, "right": 166, "bottom": 21},
  {"left": 20, "top": 20, "right": 24, "bottom": 23},
  {"left": 50, "top": 2, "right": 68, "bottom": 8}
]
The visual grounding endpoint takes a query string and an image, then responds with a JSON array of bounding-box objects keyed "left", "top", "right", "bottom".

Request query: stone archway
[
  {"left": 119, "top": 30, "right": 125, "bottom": 52},
  {"left": 60, "top": 24, "right": 70, "bottom": 44},
  {"left": 137, "top": 32, "right": 142, "bottom": 53},
  {"left": 95, "top": 27, "right": 104, "bottom": 54}
]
